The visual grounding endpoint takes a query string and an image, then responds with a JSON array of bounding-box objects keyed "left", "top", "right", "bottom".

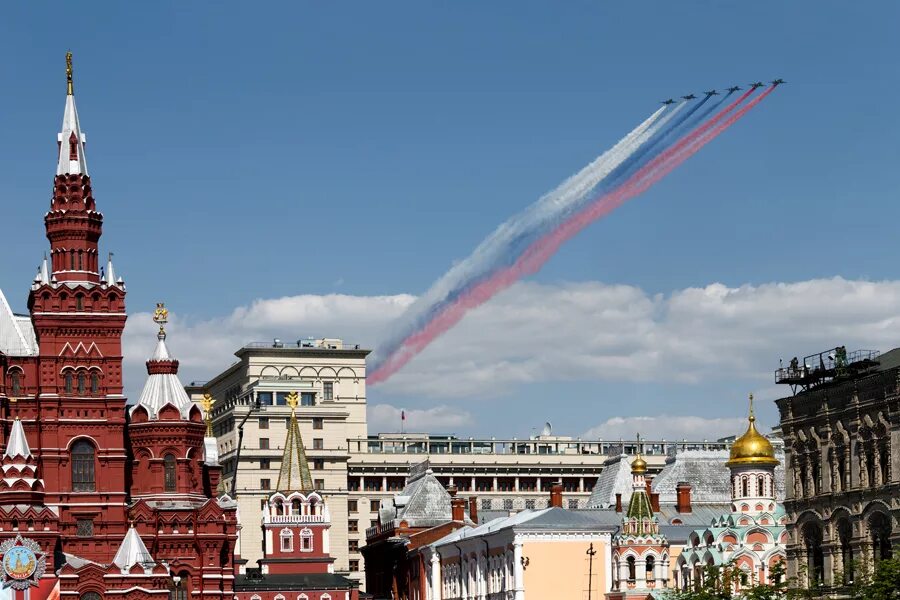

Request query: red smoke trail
[{"left": 369, "top": 87, "right": 776, "bottom": 384}]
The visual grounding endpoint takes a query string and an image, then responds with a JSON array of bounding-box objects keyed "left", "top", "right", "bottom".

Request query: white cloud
[
  {"left": 582, "top": 415, "right": 749, "bottom": 442},
  {"left": 122, "top": 277, "right": 900, "bottom": 405},
  {"left": 368, "top": 404, "right": 473, "bottom": 433}
]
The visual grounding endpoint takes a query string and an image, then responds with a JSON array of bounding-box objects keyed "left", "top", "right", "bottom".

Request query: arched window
[
  {"left": 77, "top": 372, "right": 86, "bottom": 395},
  {"left": 742, "top": 477, "right": 749, "bottom": 497},
  {"left": 65, "top": 372, "right": 73, "bottom": 395},
  {"left": 627, "top": 556, "right": 636, "bottom": 581},
  {"left": 169, "top": 573, "right": 189, "bottom": 600},
  {"left": 81, "top": 593, "right": 102, "bottom": 600},
  {"left": 300, "top": 527, "right": 313, "bottom": 552},
  {"left": 758, "top": 475, "right": 765, "bottom": 496},
  {"left": 71, "top": 440, "right": 95, "bottom": 492},
  {"left": 91, "top": 372, "right": 100, "bottom": 395},
  {"left": 164, "top": 454, "right": 177, "bottom": 492},
  {"left": 75, "top": 293, "right": 83, "bottom": 310},
  {"left": 803, "top": 522, "right": 824, "bottom": 587},
  {"left": 280, "top": 528, "right": 293, "bottom": 552},
  {"left": 837, "top": 518, "right": 854, "bottom": 585},
  {"left": 291, "top": 498, "right": 301, "bottom": 514},
  {"left": 10, "top": 371, "right": 21, "bottom": 397},
  {"left": 646, "top": 555, "right": 655, "bottom": 579},
  {"left": 870, "top": 512, "right": 892, "bottom": 563}
]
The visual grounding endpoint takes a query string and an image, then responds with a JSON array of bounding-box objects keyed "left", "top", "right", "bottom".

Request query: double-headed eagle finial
[
  {"left": 200, "top": 393, "right": 216, "bottom": 436},
  {"left": 153, "top": 303, "right": 169, "bottom": 336}
]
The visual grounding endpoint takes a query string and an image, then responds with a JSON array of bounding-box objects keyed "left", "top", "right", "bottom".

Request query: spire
[
  {"left": 4, "top": 418, "right": 31, "bottom": 460},
  {"left": 112, "top": 525, "right": 154, "bottom": 570},
  {"left": 39, "top": 255, "right": 49, "bottom": 285},
  {"left": 276, "top": 392, "right": 315, "bottom": 493},
  {"left": 57, "top": 52, "right": 88, "bottom": 176},
  {"left": 105, "top": 253, "right": 116, "bottom": 286}
]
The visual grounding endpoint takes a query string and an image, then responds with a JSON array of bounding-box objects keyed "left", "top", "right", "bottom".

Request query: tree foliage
[{"left": 666, "top": 558, "right": 900, "bottom": 600}]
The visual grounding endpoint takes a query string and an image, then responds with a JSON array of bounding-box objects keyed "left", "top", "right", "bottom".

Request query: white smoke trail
[{"left": 369, "top": 103, "right": 683, "bottom": 372}]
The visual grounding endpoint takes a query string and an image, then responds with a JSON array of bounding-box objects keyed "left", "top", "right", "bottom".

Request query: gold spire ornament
[
  {"left": 286, "top": 391, "right": 299, "bottom": 410},
  {"left": 153, "top": 303, "right": 169, "bottom": 335},
  {"left": 66, "top": 51, "right": 74, "bottom": 96},
  {"left": 200, "top": 393, "right": 216, "bottom": 436},
  {"left": 726, "top": 393, "right": 780, "bottom": 467}
]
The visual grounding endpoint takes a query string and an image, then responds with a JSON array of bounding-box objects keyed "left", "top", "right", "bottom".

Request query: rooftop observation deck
[
  {"left": 775, "top": 346, "right": 881, "bottom": 394},
  {"left": 243, "top": 338, "right": 365, "bottom": 351}
]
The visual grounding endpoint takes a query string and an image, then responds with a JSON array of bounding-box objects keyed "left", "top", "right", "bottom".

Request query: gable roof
[
  {"left": 586, "top": 454, "right": 635, "bottom": 509},
  {"left": 0, "top": 289, "right": 37, "bottom": 357}
]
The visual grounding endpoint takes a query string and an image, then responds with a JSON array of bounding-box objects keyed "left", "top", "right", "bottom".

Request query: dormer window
[{"left": 69, "top": 132, "right": 78, "bottom": 161}]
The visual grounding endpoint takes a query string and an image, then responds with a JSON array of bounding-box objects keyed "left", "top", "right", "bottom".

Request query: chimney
[
  {"left": 468, "top": 496, "right": 478, "bottom": 523},
  {"left": 549, "top": 482, "right": 563, "bottom": 508},
  {"left": 650, "top": 492, "right": 660, "bottom": 512},
  {"left": 615, "top": 493, "right": 623, "bottom": 513},
  {"left": 676, "top": 482, "right": 693, "bottom": 514},
  {"left": 451, "top": 496, "right": 466, "bottom": 522}
]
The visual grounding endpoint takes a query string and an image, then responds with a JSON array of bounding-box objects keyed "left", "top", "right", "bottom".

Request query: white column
[
  {"left": 430, "top": 551, "right": 441, "bottom": 600},
  {"left": 512, "top": 540, "right": 525, "bottom": 600},
  {"left": 636, "top": 558, "right": 646, "bottom": 586}
]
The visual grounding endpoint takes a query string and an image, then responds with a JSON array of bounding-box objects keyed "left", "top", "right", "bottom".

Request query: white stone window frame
[
  {"left": 300, "top": 527, "right": 314, "bottom": 552},
  {"left": 280, "top": 527, "right": 294, "bottom": 552}
]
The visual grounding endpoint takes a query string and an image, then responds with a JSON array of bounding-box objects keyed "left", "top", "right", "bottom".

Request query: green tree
[{"left": 851, "top": 558, "right": 900, "bottom": 600}]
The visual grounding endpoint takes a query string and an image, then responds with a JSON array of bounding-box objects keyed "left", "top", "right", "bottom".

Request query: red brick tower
[
  {"left": 126, "top": 305, "right": 237, "bottom": 598},
  {"left": 12, "top": 51, "right": 130, "bottom": 563}
]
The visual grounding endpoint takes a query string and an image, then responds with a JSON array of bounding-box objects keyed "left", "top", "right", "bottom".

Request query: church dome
[
  {"left": 727, "top": 396, "right": 779, "bottom": 468},
  {"left": 631, "top": 454, "right": 648, "bottom": 474}
]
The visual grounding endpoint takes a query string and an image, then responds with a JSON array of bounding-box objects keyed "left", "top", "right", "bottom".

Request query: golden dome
[
  {"left": 631, "top": 454, "right": 648, "bottom": 474},
  {"left": 727, "top": 394, "right": 779, "bottom": 468}
]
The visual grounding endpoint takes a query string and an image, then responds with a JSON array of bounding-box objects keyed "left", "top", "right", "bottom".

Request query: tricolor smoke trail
[{"left": 369, "top": 85, "right": 778, "bottom": 384}]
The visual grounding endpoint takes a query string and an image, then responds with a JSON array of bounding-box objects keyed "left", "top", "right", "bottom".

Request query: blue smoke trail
[{"left": 368, "top": 97, "right": 727, "bottom": 375}]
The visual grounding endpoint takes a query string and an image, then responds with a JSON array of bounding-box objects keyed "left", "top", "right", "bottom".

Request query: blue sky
[{"left": 2, "top": 2, "right": 899, "bottom": 439}]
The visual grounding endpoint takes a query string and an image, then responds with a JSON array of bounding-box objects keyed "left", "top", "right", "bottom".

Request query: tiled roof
[
  {"left": 585, "top": 454, "right": 634, "bottom": 509},
  {"left": 650, "top": 449, "right": 786, "bottom": 504},
  {"left": 380, "top": 468, "right": 456, "bottom": 528}
]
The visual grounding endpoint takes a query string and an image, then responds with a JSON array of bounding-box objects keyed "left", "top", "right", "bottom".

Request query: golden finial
[
  {"left": 66, "top": 51, "right": 74, "bottom": 96},
  {"left": 286, "top": 392, "right": 299, "bottom": 410},
  {"left": 748, "top": 393, "right": 755, "bottom": 423},
  {"left": 200, "top": 393, "right": 216, "bottom": 436},
  {"left": 153, "top": 303, "right": 169, "bottom": 336}
]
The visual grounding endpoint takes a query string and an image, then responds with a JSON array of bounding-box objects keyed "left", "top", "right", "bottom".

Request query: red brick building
[{"left": 0, "top": 54, "right": 353, "bottom": 599}]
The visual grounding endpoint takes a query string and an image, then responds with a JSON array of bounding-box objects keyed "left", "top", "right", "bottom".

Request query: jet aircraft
[
  {"left": 660, "top": 99, "right": 676, "bottom": 105},
  {"left": 726, "top": 85, "right": 742, "bottom": 93},
  {"left": 704, "top": 89, "right": 719, "bottom": 96},
  {"left": 771, "top": 78, "right": 786, "bottom": 86},
  {"left": 682, "top": 94, "right": 696, "bottom": 100},
  {"left": 749, "top": 82, "right": 765, "bottom": 89}
]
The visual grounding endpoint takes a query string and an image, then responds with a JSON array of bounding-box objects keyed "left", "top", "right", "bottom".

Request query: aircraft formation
[{"left": 661, "top": 79, "right": 785, "bottom": 104}]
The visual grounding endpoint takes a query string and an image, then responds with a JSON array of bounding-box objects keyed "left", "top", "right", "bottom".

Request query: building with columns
[{"left": 776, "top": 346, "right": 899, "bottom": 593}]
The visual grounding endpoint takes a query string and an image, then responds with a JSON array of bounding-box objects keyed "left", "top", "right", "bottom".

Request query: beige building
[
  {"left": 188, "top": 337, "right": 730, "bottom": 589},
  {"left": 185, "top": 338, "right": 369, "bottom": 580}
]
